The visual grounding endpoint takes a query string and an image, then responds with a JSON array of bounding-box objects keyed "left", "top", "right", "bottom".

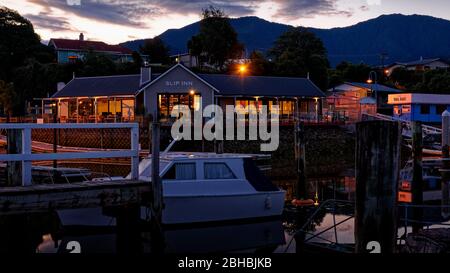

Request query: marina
[{"left": 1, "top": 3, "right": 450, "bottom": 259}]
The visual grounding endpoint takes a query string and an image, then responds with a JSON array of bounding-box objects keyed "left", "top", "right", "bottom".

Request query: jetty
[{"left": 0, "top": 123, "right": 148, "bottom": 215}]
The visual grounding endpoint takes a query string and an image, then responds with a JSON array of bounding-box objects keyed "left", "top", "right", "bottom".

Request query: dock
[
  {"left": 0, "top": 123, "right": 151, "bottom": 216},
  {"left": 0, "top": 180, "right": 151, "bottom": 215}
]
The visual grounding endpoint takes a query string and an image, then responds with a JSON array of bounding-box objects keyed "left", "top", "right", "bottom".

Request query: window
[
  {"left": 437, "top": 105, "right": 448, "bottom": 114},
  {"left": 420, "top": 104, "right": 430, "bottom": 114},
  {"left": 204, "top": 163, "right": 236, "bottom": 179},
  {"left": 162, "top": 163, "right": 196, "bottom": 180}
]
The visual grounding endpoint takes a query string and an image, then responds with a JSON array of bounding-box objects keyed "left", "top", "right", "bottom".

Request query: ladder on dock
[{"left": 363, "top": 113, "right": 442, "bottom": 138}]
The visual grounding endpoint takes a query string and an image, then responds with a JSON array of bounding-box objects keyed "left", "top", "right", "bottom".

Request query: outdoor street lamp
[
  {"left": 367, "top": 71, "right": 378, "bottom": 112},
  {"left": 238, "top": 64, "right": 247, "bottom": 75}
]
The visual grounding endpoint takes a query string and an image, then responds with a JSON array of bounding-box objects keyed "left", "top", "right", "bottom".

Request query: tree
[
  {"left": 81, "top": 52, "right": 117, "bottom": 76},
  {"left": 248, "top": 50, "right": 270, "bottom": 76},
  {"left": 187, "top": 35, "right": 202, "bottom": 67},
  {"left": 269, "top": 27, "right": 329, "bottom": 89},
  {"left": 0, "top": 80, "right": 17, "bottom": 117},
  {"left": 0, "top": 6, "right": 45, "bottom": 80},
  {"left": 187, "top": 6, "right": 244, "bottom": 70},
  {"left": 140, "top": 37, "right": 170, "bottom": 64}
]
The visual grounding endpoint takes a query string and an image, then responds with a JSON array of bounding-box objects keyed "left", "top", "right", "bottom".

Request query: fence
[{"left": 0, "top": 123, "right": 140, "bottom": 186}]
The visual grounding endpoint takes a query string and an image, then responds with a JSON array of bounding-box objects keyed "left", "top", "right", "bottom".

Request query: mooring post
[
  {"left": 411, "top": 122, "right": 423, "bottom": 232},
  {"left": 6, "top": 129, "right": 22, "bottom": 186},
  {"left": 151, "top": 121, "right": 162, "bottom": 218},
  {"left": 355, "top": 120, "right": 401, "bottom": 253},
  {"left": 441, "top": 110, "right": 450, "bottom": 218},
  {"left": 150, "top": 119, "right": 165, "bottom": 252},
  {"left": 294, "top": 121, "right": 306, "bottom": 199}
]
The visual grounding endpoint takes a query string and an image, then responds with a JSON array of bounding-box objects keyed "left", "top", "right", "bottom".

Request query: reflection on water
[{"left": 0, "top": 161, "right": 360, "bottom": 253}]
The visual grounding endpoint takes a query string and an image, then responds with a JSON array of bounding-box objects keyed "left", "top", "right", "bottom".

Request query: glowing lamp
[{"left": 239, "top": 65, "right": 247, "bottom": 74}]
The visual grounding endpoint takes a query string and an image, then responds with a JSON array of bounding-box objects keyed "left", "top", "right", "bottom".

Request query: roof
[
  {"left": 331, "top": 82, "right": 401, "bottom": 93},
  {"left": 199, "top": 74, "right": 325, "bottom": 97},
  {"left": 52, "top": 75, "right": 143, "bottom": 98},
  {"left": 359, "top": 97, "right": 376, "bottom": 105},
  {"left": 399, "top": 58, "right": 447, "bottom": 67},
  {"left": 49, "top": 39, "right": 133, "bottom": 54},
  {"left": 53, "top": 65, "right": 325, "bottom": 98}
]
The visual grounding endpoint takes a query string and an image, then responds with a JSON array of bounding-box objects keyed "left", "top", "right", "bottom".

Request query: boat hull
[{"left": 161, "top": 191, "right": 286, "bottom": 224}]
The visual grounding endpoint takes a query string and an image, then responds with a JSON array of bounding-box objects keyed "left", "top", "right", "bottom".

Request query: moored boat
[{"left": 133, "top": 152, "right": 286, "bottom": 224}]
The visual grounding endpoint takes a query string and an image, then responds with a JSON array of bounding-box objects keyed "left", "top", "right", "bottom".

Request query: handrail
[{"left": 0, "top": 123, "right": 140, "bottom": 186}]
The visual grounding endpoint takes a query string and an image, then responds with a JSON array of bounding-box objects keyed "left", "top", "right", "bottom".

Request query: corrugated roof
[
  {"left": 50, "top": 39, "right": 133, "bottom": 54},
  {"left": 199, "top": 74, "right": 325, "bottom": 97},
  {"left": 53, "top": 71, "right": 325, "bottom": 98},
  {"left": 344, "top": 82, "right": 401, "bottom": 93},
  {"left": 52, "top": 75, "right": 142, "bottom": 98}
]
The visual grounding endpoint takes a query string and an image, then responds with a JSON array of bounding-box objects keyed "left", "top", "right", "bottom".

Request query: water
[{"left": 0, "top": 165, "right": 358, "bottom": 253}]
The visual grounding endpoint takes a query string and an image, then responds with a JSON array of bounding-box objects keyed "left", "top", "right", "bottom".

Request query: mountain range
[{"left": 121, "top": 14, "right": 450, "bottom": 67}]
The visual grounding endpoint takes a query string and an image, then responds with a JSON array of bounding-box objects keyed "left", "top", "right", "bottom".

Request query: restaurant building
[{"left": 49, "top": 64, "right": 325, "bottom": 124}]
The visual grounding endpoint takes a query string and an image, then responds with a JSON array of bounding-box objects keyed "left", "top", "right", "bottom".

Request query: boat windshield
[{"left": 128, "top": 159, "right": 172, "bottom": 179}]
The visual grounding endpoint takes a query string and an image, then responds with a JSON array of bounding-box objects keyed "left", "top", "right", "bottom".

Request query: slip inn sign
[{"left": 165, "top": 81, "right": 194, "bottom": 87}]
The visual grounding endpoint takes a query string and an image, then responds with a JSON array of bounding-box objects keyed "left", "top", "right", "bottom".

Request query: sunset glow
[{"left": 2, "top": 0, "right": 450, "bottom": 44}]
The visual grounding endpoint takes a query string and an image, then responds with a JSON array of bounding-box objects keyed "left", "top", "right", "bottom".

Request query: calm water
[
  {"left": 1, "top": 161, "right": 448, "bottom": 253},
  {"left": 1, "top": 159, "right": 358, "bottom": 253}
]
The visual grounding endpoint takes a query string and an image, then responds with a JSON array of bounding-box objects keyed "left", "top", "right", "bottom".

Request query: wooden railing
[{"left": 0, "top": 123, "right": 140, "bottom": 186}]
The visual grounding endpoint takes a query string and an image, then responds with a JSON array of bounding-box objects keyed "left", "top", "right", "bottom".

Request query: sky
[{"left": 2, "top": 0, "right": 450, "bottom": 45}]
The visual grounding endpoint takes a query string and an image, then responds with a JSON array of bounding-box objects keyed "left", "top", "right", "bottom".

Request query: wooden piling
[
  {"left": 442, "top": 111, "right": 450, "bottom": 218},
  {"left": 6, "top": 129, "right": 22, "bottom": 186},
  {"left": 411, "top": 122, "right": 423, "bottom": 232},
  {"left": 151, "top": 121, "right": 163, "bottom": 220},
  {"left": 150, "top": 120, "right": 165, "bottom": 252},
  {"left": 294, "top": 121, "right": 306, "bottom": 199},
  {"left": 355, "top": 120, "right": 401, "bottom": 253}
]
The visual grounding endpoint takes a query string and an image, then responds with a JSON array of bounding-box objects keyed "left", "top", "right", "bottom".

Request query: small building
[
  {"left": 49, "top": 33, "right": 136, "bottom": 64},
  {"left": 388, "top": 93, "right": 450, "bottom": 123},
  {"left": 327, "top": 82, "right": 401, "bottom": 122},
  {"left": 385, "top": 57, "right": 450, "bottom": 75},
  {"left": 48, "top": 63, "right": 325, "bottom": 124},
  {"left": 171, "top": 53, "right": 199, "bottom": 68}
]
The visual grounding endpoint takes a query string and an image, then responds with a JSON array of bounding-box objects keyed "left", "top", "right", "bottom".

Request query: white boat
[{"left": 133, "top": 152, "right": 286, "bottom": 225}]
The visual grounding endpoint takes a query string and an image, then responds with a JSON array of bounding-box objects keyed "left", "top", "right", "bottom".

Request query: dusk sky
[{"left": 2, "top": 0, "right": 450, "bottom": 44}]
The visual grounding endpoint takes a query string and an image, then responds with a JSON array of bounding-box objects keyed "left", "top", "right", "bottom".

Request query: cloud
[
  {"left": 273, "top": 0, "right": 353, "bottom": 20},
  {"left": 24, "top": 0, "right": 355, "bottom": 35},
  {"left": 24, "top": 12, "right": 79, "bottom": 32},
  {"left": 26, "top": 0, "right": 258, "bottom": 28},
  {"left": 27, "top": 0, "right": 160, "bottom": 27}
]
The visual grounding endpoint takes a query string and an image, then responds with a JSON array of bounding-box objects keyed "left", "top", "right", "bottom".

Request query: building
[
  {"left": 388, "top": 93, "right": 450, "bottom": 123},
  {"left": 47, "top": 63, "right": 325, "bottom": 124},
  {"left": 385, "top": 57, "right": 450, "bottom": 75},
  {"left": 171, "top": 53, "right": 199, "bottom": 68},
  {"left": 327, "top": 82, "right": 401, "bottom": 122},
  {"left": 49, "top": 33, "right": 135, "bottom": 64}
]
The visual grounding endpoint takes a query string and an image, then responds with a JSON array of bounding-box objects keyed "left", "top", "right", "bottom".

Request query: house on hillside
[
  {"left": 385, "top": 57, "right": 450, "bottom": 75},
  {"left": 48, "top": 33, "right": 138, "bottom": 64},
  {"left": 41, "top": 63, "right": 325, "bottom": 124},
  {"left": 327, "top": 82, "right": 401, "bottom": 122}
]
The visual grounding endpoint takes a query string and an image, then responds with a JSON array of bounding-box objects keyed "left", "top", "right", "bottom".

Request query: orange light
[
  {"left": 367, "top": 79, "right": 373, "bottom": 84},
  {"left": 189, "top": 89, "right": 195, "bottom": 95},
  {"left": 398, "top": 191, "right": 412, "bottom": 203},
  {"left": 239, "top": 65, "right": 247, "bottom": 74},
  {"left": 384, "top": 69, "right": 389, "bottom": 75}
]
